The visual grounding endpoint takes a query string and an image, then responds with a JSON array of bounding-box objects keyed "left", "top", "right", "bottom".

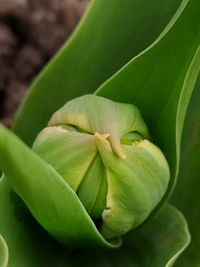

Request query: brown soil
[{"left": 0, "top": 0, "right": 88, "bottom": 127}]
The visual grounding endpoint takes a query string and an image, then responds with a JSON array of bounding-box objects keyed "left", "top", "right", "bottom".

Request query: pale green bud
[{"left": 32, "top": 94, "right": 170, "bottom": 240}]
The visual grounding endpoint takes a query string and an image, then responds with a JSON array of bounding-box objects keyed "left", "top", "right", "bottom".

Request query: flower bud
[{"left": 32, "top": 94, "right": 170, "bottom": 240}]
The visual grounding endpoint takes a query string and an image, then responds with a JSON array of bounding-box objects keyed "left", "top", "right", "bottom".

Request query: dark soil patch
[{"left": 0, "top": 0, "right": 88, "bottom": 127}]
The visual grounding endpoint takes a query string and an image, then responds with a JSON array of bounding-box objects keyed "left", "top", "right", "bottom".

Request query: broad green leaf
[
  {"left": 0, "top": 125, "right": 119, "bottom": 249},
  {"left": 96, "top": 0, "right": 200, "bottom": 204},
  {"left": 171, "top": 76, "right": 200, "bottom": 267},
  {"left": 0, "top": 176, "right": 190, "bottom": 267},
  {"left": 13, "top": 0, "right": 182, "bottom": 145},
  {"left": 125, "top": 204, "right": 190, "bottom": 267},
  {"left": 0, "top": 235, "right": 8, "bottom": 267}
]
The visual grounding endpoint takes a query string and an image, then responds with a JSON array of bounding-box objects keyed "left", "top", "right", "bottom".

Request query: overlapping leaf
[
  {"left": 96, "top": 0, "right": 200, "bottom": 202},
  {"left": 0, "top": 125, "right": 120, "bottom": 249},
  {"left": 0, "top": 0, "right": 199, "bottom": 266},
  {"left": 0, "top": 176, "right": 190, "bottom": 267},
  {"left": 171, "top": 76, "right": 200, "bottom": 267},
  {"left": 13, "top": 0, "right": 182, "bottom": 145}
]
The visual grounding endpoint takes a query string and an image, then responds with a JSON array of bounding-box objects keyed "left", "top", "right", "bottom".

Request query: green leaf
[
  {"left": 12, "top": 0, "right": 182, "bottom": 145},
  {"left": 0, "top": 176, "right": 190, "bottom": 267},
  {"left": 125, "top": 204, "right": 190, "bottom": 267},
  {"left": 0, "top": 235, "right": 8, "bottom": 267},
  {"left": 171, "top": 76, "right": 200, "bottom": 267},
  {"left": 0, "top": 125, "right": 119, "bottom": 249},
  {"left": 96, "top": 0, "right": 200, "bottom": 204}
]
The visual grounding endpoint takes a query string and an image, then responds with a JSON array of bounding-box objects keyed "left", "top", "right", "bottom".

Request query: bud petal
[
  {"left": 95, "top": 136, "right": 169, "bottom": 239},
  {"left": 33, "top": 126, "right": 97, "bottom": 191}
]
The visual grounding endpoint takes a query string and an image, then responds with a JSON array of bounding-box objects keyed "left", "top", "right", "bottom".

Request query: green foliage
[
  {"left": 171, "top": 77, "right": 200, "bottom": 267},
  {"left": 0, "top": 0, "right": 199, "bottom": 266}
]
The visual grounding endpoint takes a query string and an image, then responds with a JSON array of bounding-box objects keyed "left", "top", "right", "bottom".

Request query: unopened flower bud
[{"left": 33, "top": 94, "right": 170, "bottom": 239}]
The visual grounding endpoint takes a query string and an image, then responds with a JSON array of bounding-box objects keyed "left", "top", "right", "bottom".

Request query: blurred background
[{"left": 0, "top": 0, "right": 88, "bottom": 127}]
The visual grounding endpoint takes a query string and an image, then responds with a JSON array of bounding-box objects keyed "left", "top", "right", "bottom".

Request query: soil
[{"left": 0, "top": 0, "right": 88, "bottom": 127}]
